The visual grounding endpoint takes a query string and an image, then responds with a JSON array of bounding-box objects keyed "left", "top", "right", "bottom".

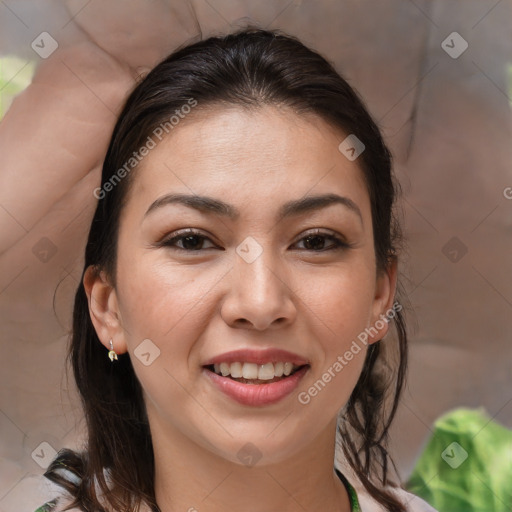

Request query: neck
[{"left": 146, "top": 406, "right": 351, "bottom": 512}]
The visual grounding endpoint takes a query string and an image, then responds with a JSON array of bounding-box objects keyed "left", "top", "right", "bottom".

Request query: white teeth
[
  {"left": 210, "top": 361, "right": 302, "bottom": 379},
  {"left": 230, "top": 362, "right": 243, "bottom": 378},
  {"left": 258, "top": 362, "right": 275, "bottom": 380},
  {"left": 219, "top": 362, "right": 230, "bottom": 377},
  {"left": 242, "top": 363, "right": 258, "bottom": 379}
]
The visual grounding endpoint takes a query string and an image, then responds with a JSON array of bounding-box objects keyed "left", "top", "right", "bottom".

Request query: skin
[{"left": 84, "top": 105, "right": 397, "bottom": 512}]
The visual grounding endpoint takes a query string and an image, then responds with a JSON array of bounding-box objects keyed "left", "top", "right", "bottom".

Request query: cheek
[
  {"left": 114, "top": 256, "right": 216, "bottom": 423},
  {"left": 294, "top": 262, "right": 374, "bottom": 407},
  {"left": 116, "top": 252, "right": 220, "bottom": 340},
  {"left": 114, "top": 254, "right": 228, "bottom": 401},
  {"left": 296, "top": 260, "right": 376, "bottom": 340}
]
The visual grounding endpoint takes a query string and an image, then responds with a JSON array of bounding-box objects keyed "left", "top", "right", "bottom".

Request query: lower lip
[{"left": 203, "top": 366, "right": 309, "bottom": 406}]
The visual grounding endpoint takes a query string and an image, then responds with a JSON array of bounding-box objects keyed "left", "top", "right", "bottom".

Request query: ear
[
  {"left": 367, "top": 257, "right": 399, "bottom": 345},
  {"left": 82, "top": 265, "right": 128, "bottom": 355}
]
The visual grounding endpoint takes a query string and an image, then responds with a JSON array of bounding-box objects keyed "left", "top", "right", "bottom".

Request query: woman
[{"left": 36, "top": 28, "right": 437, "bottom": 512}]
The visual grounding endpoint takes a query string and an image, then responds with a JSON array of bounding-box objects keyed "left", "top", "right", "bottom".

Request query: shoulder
[
  {"left": 390, "top": 487, "right": 439, "bottom": 512},
  {"left": 34, "top": 497, "right": 83, "bottom": 512},
  {"left": 34, "top": 499, "right": 58, "bottom": 512},
  {"left": 355, "top": 482, "right": 439, "bottom": 512},
  {"left": 33, "top": 478, "right": 82, "bottom": 512},
  {"left": 336, "top": 464, "right": 439, "bottom": 512}
]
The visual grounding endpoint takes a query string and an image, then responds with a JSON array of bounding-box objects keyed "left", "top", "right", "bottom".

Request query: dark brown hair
[{"left": 45, "top": 28, "right": 408, "bottom": 512}]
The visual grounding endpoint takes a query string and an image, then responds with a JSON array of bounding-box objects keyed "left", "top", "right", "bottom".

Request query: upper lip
[{"left": 202, "top": 348, "right": 310, "bottom": 367}]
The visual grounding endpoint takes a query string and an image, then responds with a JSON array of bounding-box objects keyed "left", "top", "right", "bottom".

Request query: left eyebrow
[{"left": 144, "top": 192, "right": 363, "bottom": 225}]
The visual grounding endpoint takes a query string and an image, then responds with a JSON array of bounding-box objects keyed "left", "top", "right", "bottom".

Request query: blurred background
[{"left": 0, "top": 1, "right": 511, "bottom": 510}]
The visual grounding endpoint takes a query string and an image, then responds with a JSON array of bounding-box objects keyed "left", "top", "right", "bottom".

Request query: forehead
[{"left": 124, "top": 105, "right": 370, "bottom": 220}]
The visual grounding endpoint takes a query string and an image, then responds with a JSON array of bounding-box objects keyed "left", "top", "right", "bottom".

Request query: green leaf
[
  {"left": 406, "top": 407, "right": 512, "bottom": 512},
  {"left": 0, "top": 56, "right": 35, "bottom": 119}
]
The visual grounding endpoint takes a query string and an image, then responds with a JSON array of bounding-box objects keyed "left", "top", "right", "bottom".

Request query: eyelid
[
  {"left": 292, "top": 228, "right": 351, "bottom": 250},
  {"left": 157, "top": 228, "right": 218, "bottom": 249},
  {"left": 296, "top": 228, "right": 349, "bottom": 244}
]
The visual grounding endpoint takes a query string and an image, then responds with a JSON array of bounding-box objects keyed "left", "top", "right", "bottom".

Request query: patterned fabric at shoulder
[
  {"left": 396, "top": 488, "right": 439, "bottom": 512},
  {"left": 34, "top": 496, "right": 83, "bottom": 512},
  {"left": 34, "top": 498, "right": 59, "bottom": 512}
]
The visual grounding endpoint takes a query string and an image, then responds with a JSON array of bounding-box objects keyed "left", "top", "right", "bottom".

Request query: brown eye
[
  {"left": 294, "top": 230, "right": 350, "bottom": 252},
  {"left": 160, "top": 229, "right": 217, "bottom": 251}
]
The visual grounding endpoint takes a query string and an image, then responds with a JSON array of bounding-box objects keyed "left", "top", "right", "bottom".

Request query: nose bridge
[
  {"left": 235, "top": 236, "right": 284, "bottom": 299},
  {"left": 222, "top": 236, "right": 295, "bottom": 330}
]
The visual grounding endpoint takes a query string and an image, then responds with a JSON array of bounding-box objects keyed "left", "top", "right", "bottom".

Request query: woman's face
[{"left": 88, "top": 105, "right": 395, "bottom": 466}]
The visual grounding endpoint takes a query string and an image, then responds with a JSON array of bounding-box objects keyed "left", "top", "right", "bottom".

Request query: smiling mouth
[{"left": 203, "top": 362, "right": 310, "bottom": 385}]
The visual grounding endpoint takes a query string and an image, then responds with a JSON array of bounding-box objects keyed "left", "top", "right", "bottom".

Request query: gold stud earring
[{"left": 108, "top": 339, "right": 118, "bottom": 362}]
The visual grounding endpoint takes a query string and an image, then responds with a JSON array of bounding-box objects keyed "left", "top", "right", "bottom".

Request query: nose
[{"left": 220, "top": 247, "right": 297, "bottom": 331}]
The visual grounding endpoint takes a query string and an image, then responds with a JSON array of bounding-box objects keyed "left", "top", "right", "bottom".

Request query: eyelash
[{"left": 158, "top": 228, "right": 351, "bottom": 253}]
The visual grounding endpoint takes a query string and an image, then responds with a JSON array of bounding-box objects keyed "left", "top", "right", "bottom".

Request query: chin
[{"left": 208, "top": 434, "right": 308, "bottom": 468}]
